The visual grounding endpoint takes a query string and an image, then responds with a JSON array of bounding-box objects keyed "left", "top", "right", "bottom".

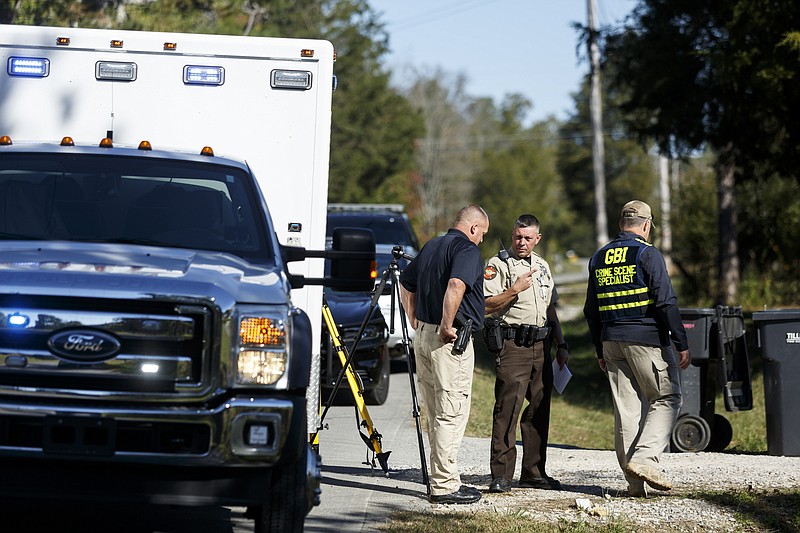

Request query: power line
[
  {"left": 418, "top": 128, "right": 632, "bottom": 150},
  {"left": 387, "top": 0, "right": 504, "bottom": 32}
]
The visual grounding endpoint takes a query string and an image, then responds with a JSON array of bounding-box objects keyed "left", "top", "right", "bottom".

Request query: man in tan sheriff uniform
[{"left": 484, "top": 214, "right": 569, "bottom": 493}]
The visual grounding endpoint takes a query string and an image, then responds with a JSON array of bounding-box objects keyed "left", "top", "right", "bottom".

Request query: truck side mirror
[
  {"left": 329, "top": 227, "right": 375, "bottom": 292},
  {"left": 280, "top": 227, "right": 375, "bottom": 291}
]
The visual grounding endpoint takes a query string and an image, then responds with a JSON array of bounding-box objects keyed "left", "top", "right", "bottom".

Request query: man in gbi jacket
[{"left": 583, "top": 200, "right": 690, "bottom": 498}]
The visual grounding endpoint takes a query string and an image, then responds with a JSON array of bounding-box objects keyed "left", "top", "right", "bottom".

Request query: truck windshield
[{"left": 0, "top": 152, "right": 271, "bottom": 259}]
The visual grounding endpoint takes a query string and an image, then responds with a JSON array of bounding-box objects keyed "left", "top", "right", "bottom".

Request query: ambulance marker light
[
  {"left": 271, "top": 69, "right": 312, "bottom": 90},
  {"left": 138, "top": 141, "right": 152, "bottom": 151},
  {"left": 110, "top": 40, "right": 124, "bottom": 49},
  {"left": 96, "top": 61, "right": 137, "bottom": 81},
  {"left": 300, "top": 49, "right": 315, "bottom": 58},
  {"left": 61, "top": 137, "right": 75, "bottom": 146},
  {"left": 0, "top": 136, "right": 12, "bottom": 146},
  {"left": 164, "top": 42, "right": 177, "bottom": 51},
  {"left": 56, "top": 37, "right": 70, "bottom": 46},
  {"left": 8, "top": 57, "right": 50, "bottom": 78},
  {"left": 183, "top": 65, "right": 225, "bottom": 86},
  {"left": 99, "top": 138, "right": 113, "bottom": 148},
  {"left": 200, "top": 146, "right": 215, "bottom": 156}
]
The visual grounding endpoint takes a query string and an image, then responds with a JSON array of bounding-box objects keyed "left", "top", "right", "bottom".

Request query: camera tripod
[{"left": 314, "top": 245, "right": 430, "bottom": 495}]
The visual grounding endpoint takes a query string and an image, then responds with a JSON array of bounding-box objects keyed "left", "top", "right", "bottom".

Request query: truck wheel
[
  {"left": 367, "top": 363, "right": 390, "bottom": 405},
  {"left": 706, "top": 414, "right": 733, "bottom": 452},
  {"left": 253, "top": 444, "right": 310, "bottom": 533},
  {"left": 670, "top": 414, "right": 711, "bottom": 453}
]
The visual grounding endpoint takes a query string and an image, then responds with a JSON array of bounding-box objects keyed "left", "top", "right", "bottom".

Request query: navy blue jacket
[{"left": 583, "top": 231, "right": 688, "bottom": 358}]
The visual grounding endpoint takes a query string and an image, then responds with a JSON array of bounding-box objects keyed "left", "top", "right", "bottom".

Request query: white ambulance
[{"left": 0, "top": 23, "right": 371, "bottom": 532}]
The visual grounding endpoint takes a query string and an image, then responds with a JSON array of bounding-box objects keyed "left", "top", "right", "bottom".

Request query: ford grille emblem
[{"left": 47, "top": 329, "right": 121, "bottom": 363}]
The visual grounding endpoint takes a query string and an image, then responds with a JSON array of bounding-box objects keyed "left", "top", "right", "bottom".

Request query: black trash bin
[
  {"left": 671, "top": 307, "right": 752, "bottom": 453},
  {"left": 752, "top": 309, "right": 800, "bottom": 456}
]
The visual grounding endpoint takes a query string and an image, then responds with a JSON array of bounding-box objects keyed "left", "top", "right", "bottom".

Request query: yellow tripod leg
[{"left": 322, "top": 303, "right": 390, "bottom": 473}]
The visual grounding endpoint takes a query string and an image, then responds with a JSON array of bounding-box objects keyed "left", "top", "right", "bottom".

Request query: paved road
[{"left": 306, "top": 361, "right": 432, "bottom": 532}]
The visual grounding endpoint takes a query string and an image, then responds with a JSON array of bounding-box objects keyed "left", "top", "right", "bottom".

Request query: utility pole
[
  {"left": 659, "top": 155, "right": 673, "bottom": 272},
  {"left": 588, "top": 0, "right": 608, "bottom": 247}
]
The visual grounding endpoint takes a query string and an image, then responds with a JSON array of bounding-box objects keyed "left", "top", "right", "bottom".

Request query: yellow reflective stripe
[
  {"left": 599, "top": 298, "right": 655, "bottom": 312},
  {"left": 597, "top": 286, "right": 650, "bottom": 299}
]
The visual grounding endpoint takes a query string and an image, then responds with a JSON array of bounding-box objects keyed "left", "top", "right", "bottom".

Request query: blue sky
[{"left": 368, "top": 0, "right": 637, "bottom": 123}]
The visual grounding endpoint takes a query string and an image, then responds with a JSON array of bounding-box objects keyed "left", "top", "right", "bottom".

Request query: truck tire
[
  {"left": 253, "top": 444, "right": 309, "bottom": 533},
  {"left": 366, "top": 363, "right": 390, "bottom": 405}
]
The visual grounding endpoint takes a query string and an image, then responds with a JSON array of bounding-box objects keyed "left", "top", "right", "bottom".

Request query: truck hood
[{"left": 0, "top": 241, "right": 289, "bottom": 309}]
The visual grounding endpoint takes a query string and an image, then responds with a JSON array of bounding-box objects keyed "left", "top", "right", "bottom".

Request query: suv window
[{"left": 326, "top": 208, "right": 419, "bottom": 252}]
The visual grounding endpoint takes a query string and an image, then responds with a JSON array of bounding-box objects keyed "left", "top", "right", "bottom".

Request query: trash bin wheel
[
  {"left": 706, "top": 414, "right": 733, "bottom": 452},
  {"left": 671, "top": 414, "right": 711, "bottom": 453}
]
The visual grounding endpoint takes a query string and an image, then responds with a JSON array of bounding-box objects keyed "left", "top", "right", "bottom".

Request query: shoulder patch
[{"left": 484, "top": 265, "right": 498, "bottom": 280}]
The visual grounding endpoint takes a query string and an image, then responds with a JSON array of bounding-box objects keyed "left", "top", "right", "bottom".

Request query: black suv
[
  {"left": 321, "top": 289, "right": 390, "bottom": 405},
  {"left": 327, "top": 204, "right": 420, "bottom": 253},
  {"left": 327, "top": 204, "right": 419, "bottom": 358}
]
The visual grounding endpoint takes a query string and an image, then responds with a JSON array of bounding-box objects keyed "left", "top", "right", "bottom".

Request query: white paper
[{"left": 552, "top": 359, "right": 572, "bottom": 395}]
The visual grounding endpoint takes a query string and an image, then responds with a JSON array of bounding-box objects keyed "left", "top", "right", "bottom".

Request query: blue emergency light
[
  {"left": 6, "top": 313, "right": 30, "bottom": 327},
  {"left": 7, "top": 56, "right": 50, "bottom": 78},
  {"left": 183, "top": 65, "right": 225, "bottom": 86}
]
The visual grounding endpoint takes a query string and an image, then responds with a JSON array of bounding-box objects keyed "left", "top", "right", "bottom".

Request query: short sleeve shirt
[
  {"left": 483, "top": 249, "right": 557, "bottom": 327},
  {"left": 399, "top": 228, "right": 485, "bottom": 330}
]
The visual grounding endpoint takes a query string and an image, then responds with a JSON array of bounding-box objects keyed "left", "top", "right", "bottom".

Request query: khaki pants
[
  {"left": 603, "top": 340, "right": 682, "bottom": 485},
  {"left": 416, "top": 321, "right": 475, "bottom": 496}
]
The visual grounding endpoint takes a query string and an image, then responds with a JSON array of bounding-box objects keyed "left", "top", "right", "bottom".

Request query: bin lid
[
  {"left": 752, "top": 309, "right": 800, "bottom": 322},
  {"left": 680, "top": 307, "right": 717, "bottom": 317}
]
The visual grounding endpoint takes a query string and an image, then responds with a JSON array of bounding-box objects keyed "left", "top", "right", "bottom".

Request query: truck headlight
[
  {"left": 237, "top": 315, "right": 289, "bottom": 385},
  {"left": 237, "top": 349, "right": 286, "bottom": 385}
]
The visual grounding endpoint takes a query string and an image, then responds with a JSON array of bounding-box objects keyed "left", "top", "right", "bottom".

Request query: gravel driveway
[
  {"left": 309, "top": 356, "right": 799, "bottom": 533},
  {"left": 401, "top": 437, "right": 800, "bottom": 531}
]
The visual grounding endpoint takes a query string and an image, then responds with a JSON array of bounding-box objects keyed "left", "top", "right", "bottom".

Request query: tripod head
[{"left": 391, "top": 245, "right": 415, "bottom": 262}]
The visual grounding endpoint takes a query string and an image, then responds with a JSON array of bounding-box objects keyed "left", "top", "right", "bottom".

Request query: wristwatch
[{"left": 557, "top": 342, "right": 569, "bottom": 351}]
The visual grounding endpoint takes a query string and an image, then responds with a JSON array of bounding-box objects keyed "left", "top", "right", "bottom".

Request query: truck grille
[
  {"left": 0, "top": 295, "right": 212, "bottom": 397},
  {"left": 0, "top": 414, "right": 211, "bottom": 455}
]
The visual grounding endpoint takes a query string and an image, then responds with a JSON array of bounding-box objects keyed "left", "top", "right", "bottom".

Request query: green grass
[
  {"left": 696, "top": 489, "right": 800, "bottom": 532},
  {"left": 381, "top": 511, "right": 639, "bottom": 532}
]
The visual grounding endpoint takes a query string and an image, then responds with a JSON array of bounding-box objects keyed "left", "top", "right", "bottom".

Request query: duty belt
[{"left": 501, "top": 324, "right": 551, "bottom": 341}]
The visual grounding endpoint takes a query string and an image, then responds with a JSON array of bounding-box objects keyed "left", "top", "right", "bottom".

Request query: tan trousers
[
  {"left": 415, "top": 321, "right": 475, "bottom": 496},
  {"left": 603, "top": 340, "right": 682, "bottom": 487}
]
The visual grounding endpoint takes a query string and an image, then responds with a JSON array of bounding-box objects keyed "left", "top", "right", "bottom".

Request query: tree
[
  {"left": 318, "top": 1, "right": 424, "bottom": 205},
  {"left": 475, "top": 119, "right": 572, "bottom": 268},
  {"left": 557, "top": 76, "right": 660, "bottom": 258},
  {"left": 400, "top": 68, "right": 478, "bottom": 239},
  {"left": 602, "top": 0, "right": 800, "bottom": 305}
]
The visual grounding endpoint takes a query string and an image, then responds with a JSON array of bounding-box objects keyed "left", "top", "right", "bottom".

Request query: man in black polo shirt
[{"left": 400, "top": 204, "right": 489, "bottom": 505}]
